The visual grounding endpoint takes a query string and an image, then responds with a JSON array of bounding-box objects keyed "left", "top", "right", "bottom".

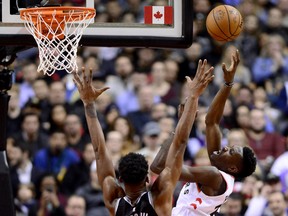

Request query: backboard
[{"left": 0, "top": 0, "right": 193, "bottom": 49}]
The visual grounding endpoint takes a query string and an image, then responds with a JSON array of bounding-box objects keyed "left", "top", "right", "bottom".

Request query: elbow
[
  {"left": 205, "top": 115, "right": 215, "bottom": 126},
  {"left": 150, "top": 164, "right": 162, "bottom": 175}
]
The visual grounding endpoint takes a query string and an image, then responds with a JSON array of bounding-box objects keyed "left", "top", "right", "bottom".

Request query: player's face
[{"left": 211, "top": 146, "right": 243, "bottom": 170}]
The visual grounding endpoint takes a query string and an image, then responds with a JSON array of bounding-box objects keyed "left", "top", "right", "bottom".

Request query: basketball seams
[
  {"left": 224, "top": 5, "right": 242, "bottom": 37},
  {"left": 206, "top": 4, "right": 243, "bottom": 42},
  {"left": 212, "top": 6, "right": 229, "bottom": 41},
  {"left": 223, "top": 5, "right": 232, "bottom": 39},
  {"left": 206, "top": 26, "right": 227, "bottom": 41}
]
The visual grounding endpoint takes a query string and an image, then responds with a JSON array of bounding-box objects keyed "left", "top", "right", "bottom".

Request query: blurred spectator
[
  {"left": 178, "top": 42, "right": 203, "bottom": 83},
  {"left": 126, "top": 85, "right": 156, "bottom": 135},
  {"left": 64, "top": 195, "right": 86, "bottom": 216},
  {"left": 244, "top": 173, "right": 283, "bottom": 216},
  {"left": 63, "top": 114, "right": 90, "bottom": 155},
  {"left": 253, "top": 86, "right": 282, "bottom": 132},
  {"left": 7, "top": 84, "right": 22, "bottom": 137},
  {"left": 116, "top": 71, "right": 159, "bottom": 116},
  {"left": 105, "top": 0, "right": 123, "bottom": 22},
  {"left": 270, "top": 127, "right": 288, "bottom": 194},
  {"left": 18, "top": 61, "right": 38, "bottom": 108},
  {"left": 164, "top": 58, "right": 182, "bottom": 105},
  {"left": 233, "top": 84, "right": 254, "bottom": 108},
  {"left": 158, "top": 116, "right": 176, "bottom": 136},
  {"left": 218, "top": 192, "right": 245, "bottom": 216},
  {"left": 9, "top": 140, "right": 44, "bottom": 198},
  {"left": 151, "top": 102, "right": 171, "bottom": 121},
  {"left": 105, "top": 54, "right": 134, "bottom": 99},
  {"left": 235, "top": 104, "right": 251, "bottom": 133},
  {"left": 105, "top": 130, "right": 125, "bottom": 169},
  {"left": 104, "top": 103, "right": 121, "bottom": 131},
  {"left": 12, "top": 111, "right": 49, "bottom": 157},
  {"left": 124, "top": 0, "right": 145, "bottom": 22},
  {"left": 236, "top": 14, "right": 261, "bottom": 70},
  {"left": 262, "top": 7, "right": 288, "bottom": 45},
  {"left": 235, "top": 174, "right": 261, "bottom": 211},
  {"left": 24, "top": 79, "right": 50, "bottom": 126},
  {"left": 75, "top": 161, "right": 109, "bottom": 216},
  {"left": 150, "top": 60, "right": 178, "bottom": 107},
  {"left": 36, "top": 173, "right": 66, "bottom": 216},
  {"left": 193, "top": 147, "right": 211, "bottom": 167},
  {"left": 61, "top": 143, "right": 95, "bottom": 196},
  {"left": 48, "top": 104, "right": 68, "bottom": 134},
  {"left": 110, "top": 116, "right": 141, "bottom": 155},
  {"left": 14, "top": 183, "right": 37, "bottom": 216},
  {"left": 246, "top": 108, "right": 286, "bottom": 173},
  {"left": 48, "top": 81, "right": 69, "bottom": 110},
  {"left": 252, "top": 34, "right": 288, "bottom": 84},
  {"left": 135, "top": 48, "right": 157, "bottom": 72},
  {"left": 137, "top": 121, "right": 161, "bottom": 162},
  {"left": 33, "top": 131, "right": 80, "bottom": 182},
  {"left": 274, "top": 80, "right": 288, "bottom": 119},
  {"left": 265, "top": 191, "right": 288, "bottom": 216}
]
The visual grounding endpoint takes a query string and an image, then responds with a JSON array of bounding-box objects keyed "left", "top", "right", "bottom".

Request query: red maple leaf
[{"left": 154, "top": 11, "right": 163, "bottom": 19}]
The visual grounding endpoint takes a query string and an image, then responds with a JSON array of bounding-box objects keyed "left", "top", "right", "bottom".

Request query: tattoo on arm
[{"left": 85, "top": 103, "right": 97, "bottom": 118}]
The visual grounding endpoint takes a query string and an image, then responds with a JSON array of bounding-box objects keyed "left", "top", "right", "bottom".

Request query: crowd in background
[{"left": 5, "top": 0, "right": 288, "bottom": 215}]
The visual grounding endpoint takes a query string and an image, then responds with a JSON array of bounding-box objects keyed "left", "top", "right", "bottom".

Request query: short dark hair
[
  {"left": 229, "top": 192, "right": 243, "bottom": 201},
  {"left": 236, "top": 147, "right": 257, "bottom": 178},
  {"left": 118, "top": 153, "right": 148, "bottom": 184}
]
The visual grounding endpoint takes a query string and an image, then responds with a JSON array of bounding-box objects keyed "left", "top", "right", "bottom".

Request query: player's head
[
  {"left": 210, "top": 146, "right": 257, "bottom": 178},
  {"left": 118, "top": 152, "right": 149, "bottom": 185}
]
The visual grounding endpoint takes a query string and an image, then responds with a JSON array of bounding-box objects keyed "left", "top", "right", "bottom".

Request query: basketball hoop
[{"left": 20, "top": 7, "right": 96, "bottom": 76}]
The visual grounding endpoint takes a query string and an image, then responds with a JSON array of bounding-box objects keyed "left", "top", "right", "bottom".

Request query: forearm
[
  {"left": 84, "top": 102, "right": 116, "bottom": 184},
  {"left": 150, "top": 132, "right": 175, "bottom": 174},
  {"left": 84, "top": 102, "right": 105, "bottom": 157},
  {"left": 205, "top": 84, "right": 232, "bottom": 125},
  {"left": 173, "top": 95, "right": 198, "bottom": 147},
  {"left": 165, "top": 95, "right": 198, "bottom": 172},
  {"left": 151, "top": 95, "right": 198, "bottom": 175}
]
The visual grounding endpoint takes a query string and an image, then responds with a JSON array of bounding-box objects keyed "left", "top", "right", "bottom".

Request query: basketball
[{"left": 206, "top": 5, "right": 243, "bottom": 42}]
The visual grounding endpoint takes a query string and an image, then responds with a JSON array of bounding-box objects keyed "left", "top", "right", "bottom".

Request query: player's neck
[{"left": 124, "top": 184, "right": 147, "bottom": 205}]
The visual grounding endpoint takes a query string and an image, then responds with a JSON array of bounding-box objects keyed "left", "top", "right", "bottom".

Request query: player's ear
[{"left": 227, "top": 166, "right": 239, "bottom": 174}]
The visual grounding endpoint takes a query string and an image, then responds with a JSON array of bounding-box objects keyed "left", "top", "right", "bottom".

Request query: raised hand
[
  {"left": 185, "top": 59, "right": 214, "bottom": 97},
  {"left": 73, "top": 68, "right": 109, "bottom": 105},
  {"left": 222, "top": 49, "right": 240, "bottom": 84}
]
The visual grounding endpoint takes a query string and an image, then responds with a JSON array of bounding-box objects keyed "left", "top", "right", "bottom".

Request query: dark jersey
[{"left": 115, "top": 191, "right": 158, "bottom": 216}]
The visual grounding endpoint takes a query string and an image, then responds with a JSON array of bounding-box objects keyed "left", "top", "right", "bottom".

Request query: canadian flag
[{"left": 144, "top": 6, "right": 173, "bottom": 25}]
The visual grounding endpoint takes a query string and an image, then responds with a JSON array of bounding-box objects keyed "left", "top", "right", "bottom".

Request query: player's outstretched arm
[
  {"left": 73, "top": 69, "right": 124, "bottom": 213},
  {"left": 151, "top": 60, "right": 214, "bottom": 215},
  {"left": 205, "top": 50, "right": 240, "bottom": 162}
]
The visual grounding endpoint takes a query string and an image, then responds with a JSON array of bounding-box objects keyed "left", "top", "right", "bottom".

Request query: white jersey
[{"left": 172, "top": 170, "right": 235, "bottom": 216}]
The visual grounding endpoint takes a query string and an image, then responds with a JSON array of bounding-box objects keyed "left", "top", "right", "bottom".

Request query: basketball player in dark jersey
[{"left": 72, "top": 59, "right": 214, "bottom": 216}]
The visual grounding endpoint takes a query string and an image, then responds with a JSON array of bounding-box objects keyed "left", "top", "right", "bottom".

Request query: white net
[{"left": 20, "top": 7, "right": 95, "bottom": 76}]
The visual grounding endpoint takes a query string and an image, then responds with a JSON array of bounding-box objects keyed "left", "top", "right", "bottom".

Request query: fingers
[
  {"left": 82, "top": 67, "right": 87, "bottom": 83},
  {"left": 87, "top": 68, "right": 93, "bottom": 84},
  {"left": 185, "top": 76, "right": 192, "bottom": 82},
  {"left": 73, "top": 71, "right": 83, "bottom": 89},
  {"left": 195, "top": 59, "right": 203, "bottom": 78},
  {"left": 222, "top": 63, "right": 227, "bottom": 73},
  {"left": 99, "top": 87, "right": 110, "bottom": 94},
  {"left": 235, "top": 49, "right": 240, "bottom": 62}
]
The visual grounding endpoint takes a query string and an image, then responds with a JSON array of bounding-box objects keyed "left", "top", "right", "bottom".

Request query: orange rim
[{"left": 20, "top": 6, "right": 96, "bottom": 22}]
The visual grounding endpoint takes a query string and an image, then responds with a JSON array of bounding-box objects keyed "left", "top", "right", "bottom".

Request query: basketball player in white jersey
[
  {"left": 72, "top": 58, "right": 214, "bottom": 216},
  {"left": 151, "top": 50, "right": 257, "bottom": 216}
]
